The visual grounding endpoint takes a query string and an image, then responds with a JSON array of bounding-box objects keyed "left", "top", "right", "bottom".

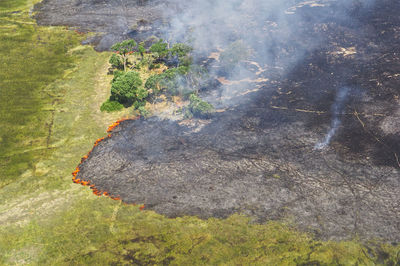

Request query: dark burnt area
[
  {"left": 34, "top": 0, "right": 168, "bottom": 50},
  {"left": 74, "top": 0, "right": 400, "bottom": 242}
]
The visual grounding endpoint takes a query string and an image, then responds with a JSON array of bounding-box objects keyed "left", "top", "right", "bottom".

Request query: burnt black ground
[
  {"left": 37, "top": 0, "right": 400, "bottom": 241},
  {"left": 34, "top": 0, "right": 168, "bottom": 50}
]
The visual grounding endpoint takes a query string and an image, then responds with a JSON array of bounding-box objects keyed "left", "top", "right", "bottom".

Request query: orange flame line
[{"left": 72, "top": 116, "right": 143, "bottom": 207}]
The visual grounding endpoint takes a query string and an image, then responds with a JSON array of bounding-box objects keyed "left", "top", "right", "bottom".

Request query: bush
[
  {"left": 145, "top": 74, "right": 162, "bottom": 94},
  {"left": 170, "top": 43, "right": 193, "bottom": 58},
  {"left": 170, "top": 43, "right": 193, "bottom": 66},
  {"left": 145, "top": 66, "right": 189, "bottom": 96},
  {"left": 111, "top": 70, "right": 124, "bottom": 84},
  {"left": 149, "top": 39, "right": 169, "bottom": 60},
  {"left": 100, "top": 99, "right": 124, "bottom": 112},
  {"left": 109, "top": 54, "right": 123, "bottom": 70},
  {"left": 111, "top": 71, "right": 147, "bottom": 106},
  {"left": 185, "top": 94, "right": 214, "bottom": 119}
]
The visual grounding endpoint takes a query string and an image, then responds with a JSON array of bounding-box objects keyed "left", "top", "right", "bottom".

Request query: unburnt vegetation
[{"left": 103, "top": 38, "right": 213, "bottom": 118}]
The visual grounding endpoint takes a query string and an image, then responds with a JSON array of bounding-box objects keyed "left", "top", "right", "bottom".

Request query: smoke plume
[
  {"left": 158, "top": 0, "right": 375, "bottom": 108},
  {"left": 314, "top": 87, "right": 350, "bottom": 150}
]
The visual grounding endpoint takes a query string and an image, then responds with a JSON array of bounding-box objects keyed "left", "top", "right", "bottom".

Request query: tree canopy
[
  {"left": 149, "top": 39, "right": 169, "bottom": 60},
  {"left": 185, "top": 94, "right": 214, "bottom": 119},
  {"left": 111, "top": 39, "right": 137, "bottom": 71},
  {"left": 111, "top": 39, "right": 137, "bottom": 55},
  {"left": 170, "top": 43, "right": 193, "bottom": 59},
  {"left": 110, "top": 71, "right": 147, "bottom": 105},
  {"left": 109, "top": 54, "right": 123, "bottom": 70}
]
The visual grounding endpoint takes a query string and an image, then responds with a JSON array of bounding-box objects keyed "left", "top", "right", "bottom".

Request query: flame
[
  {"left": 72, "top": 116, "right": 145, "bottom": 208},
  {"left": 106, "top": 117, "right": 136, "bottom": 133}
]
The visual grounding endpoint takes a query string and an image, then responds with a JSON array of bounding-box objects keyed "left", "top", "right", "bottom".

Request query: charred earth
[
  {"left": 34, "top": 0, "right": 169, "bottom": 50},
  {"left": 37, "top": 0, "right": 400, "bottom": 241}
]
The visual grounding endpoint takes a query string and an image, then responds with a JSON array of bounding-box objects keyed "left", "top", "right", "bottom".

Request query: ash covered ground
[{"left": 37, "top": 0, "right": 400, "bottom": 241}]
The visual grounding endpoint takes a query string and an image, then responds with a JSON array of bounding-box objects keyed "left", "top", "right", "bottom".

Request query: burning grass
[{"left": 71, "top": 116, "right": 144, "bottom": 204}]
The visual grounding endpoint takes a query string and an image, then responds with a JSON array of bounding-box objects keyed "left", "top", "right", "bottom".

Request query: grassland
[{"left": 0, "top": 0, "right": 399, "bottom": 265}]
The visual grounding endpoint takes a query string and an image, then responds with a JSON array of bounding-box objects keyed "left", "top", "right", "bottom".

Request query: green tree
[
  {"left": 137, "top": 42, "right": 146, "bottom": 61},
  {"left": 170, "top": 43, "right": 193, "bottom": 66},
  {"left": 185, "top": 94, "right": 214, "bottom": 119},
  {"left": 149, "top": 39, "right": 169, "bottom": 60},
  {"left": 111, "top": 70, "right": 124, "bottom": 84},
  {"left": 145, "top": 74, "right": 162, "bottom": 94},
  {"left": 111, "top": 39, "right": 137, "bottom": 71},
  {"left": 145, "top": 66, "right": 189, "bottom": 96},
  {"left": 110, "top": 71, "right": 147, "bottom": 106},
  {"left": 170, "top": 43, "right": 193, "bottom": 58},
  {"left": 109, "top": 54, "right": 123, "bottom": 70}
]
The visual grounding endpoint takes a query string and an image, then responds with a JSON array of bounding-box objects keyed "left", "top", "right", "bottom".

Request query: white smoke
[
  {"left": 149, "top": 0, "right": 377, "bottom": 111},
  {"left": 314, "top": 87, "right": 350, "bottom": 150}
]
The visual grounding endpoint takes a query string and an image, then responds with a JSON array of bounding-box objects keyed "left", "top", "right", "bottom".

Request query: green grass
[
  {"left": 0, "top": 0, "right": 80, "bottom": 188},
  {"left": 0, "top": 0, "right": 399, "bottom": 265},
  {"left": 0, "top": 0, "right": 26, "bottom": 11}
]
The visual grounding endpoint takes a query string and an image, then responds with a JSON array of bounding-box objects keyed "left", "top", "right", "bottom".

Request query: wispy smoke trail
[{"left": 314, "top": 87, "right": 350, "bottom": 150}]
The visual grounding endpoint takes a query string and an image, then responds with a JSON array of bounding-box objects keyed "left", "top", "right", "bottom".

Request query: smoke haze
[{"left": 157, "top": 0, "right": 376, "bottom": 108}]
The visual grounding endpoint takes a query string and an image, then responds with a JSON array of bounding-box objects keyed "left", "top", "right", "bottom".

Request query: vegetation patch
[
  {"left": 103, "top": 38, "right": 210, "bottom": 116},
  {"left": 0, "top": 0, "right": 80, "bottom": 188},
  {"left": 185, "top": 94, "right": 215, "bottom": 119},
  {"left": 100, "top": 99, "right": 124, "bottom": 112}
]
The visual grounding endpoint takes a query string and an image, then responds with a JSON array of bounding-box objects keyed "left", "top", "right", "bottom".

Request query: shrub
[
  {"left": 111, "top": 71, "right": 147, "bottom": 106},
  {"left": 149, "top": 39, "right": 169, "bottom": 60},
  {"left": 109, "top": 54, "right": 123, "bottom": 70},
  {"left": 137, "top": 42, "right": 146, "bottom": 60},
  {"left": 100, "top": 99, "right": 124, "bottom": 112},
  {"left": 145, "top": 74, "right": 162, "bottom": 94},
  {"left": 111, "top": 70, "right": 124, "bottom": 84},
  {"left": 185, "top": 94, "right": 214, "bottom": 119},
  {"left": 145, "top": 66, "right": 190, "bottom": 96},
  {"left": 170, "top": 43, "right": 193, "bottom": 58}
]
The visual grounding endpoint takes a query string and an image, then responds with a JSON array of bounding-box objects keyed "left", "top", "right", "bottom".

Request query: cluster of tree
[
  {"left": 145, "top": 65, "right": 208, "bottom": 96},
  {"left": 108, "top": 38, "right": 193, "bottom": 72},
  {"left": 145, "top": 66, "right": 189, "bottom": 95},
  {"left": 102, "top": 38, "right": 214, "bottom": 119}
]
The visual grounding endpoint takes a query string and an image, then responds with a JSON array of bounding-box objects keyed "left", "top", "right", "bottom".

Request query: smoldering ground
[{"left": 36, "top": 0, "right": 400, "bottom": 241}]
